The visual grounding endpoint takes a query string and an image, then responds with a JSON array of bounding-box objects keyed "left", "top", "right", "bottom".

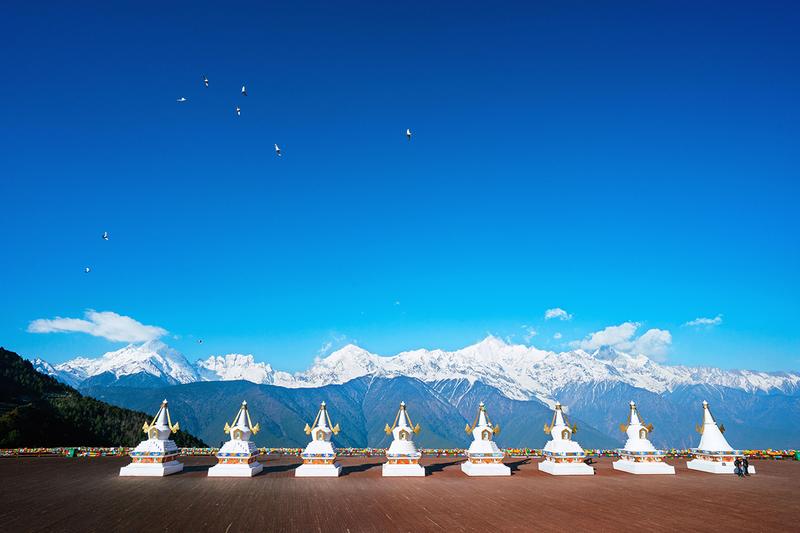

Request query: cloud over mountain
[
  {"left": 27, "top": 310, "right": 167, "bottom": 343},
  {"left": 570, "top": 322, "right": 672, "bottom": 363}
]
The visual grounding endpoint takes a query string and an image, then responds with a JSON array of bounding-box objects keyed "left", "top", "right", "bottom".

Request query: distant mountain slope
[
  {"left": 82, "top": 376, "right": 623, "bottom": 450},
  {"left": 0, "top": 347, "right": 206, "bottom": 448}
]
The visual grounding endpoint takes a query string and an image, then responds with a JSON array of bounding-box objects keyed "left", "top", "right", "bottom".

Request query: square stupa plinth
[
  {"left": 383, "top": 461, "right": 425, "bottom": 477},
  {"left": 538, "top": 454, "right": 595, "bottom": 475},
  {"left": 686, "top": 451, "right": 755, "bottom": 475},
  {"left": 119, "top": 438, "right": 183, "bottom": 477},
  {"left": 613, "top": 452, "right": 675, "bottom": 475}
]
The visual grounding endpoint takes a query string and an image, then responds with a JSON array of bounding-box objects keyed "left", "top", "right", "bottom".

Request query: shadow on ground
[{"left": 343, "top": 461, "right": 384, "bottom": 475}]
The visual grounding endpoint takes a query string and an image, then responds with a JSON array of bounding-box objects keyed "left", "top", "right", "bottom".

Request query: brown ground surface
[{"left": 0, "top": 455, "right": 796, "bottom": 532}]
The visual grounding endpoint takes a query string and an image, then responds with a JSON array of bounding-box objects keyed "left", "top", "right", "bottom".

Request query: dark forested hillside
[{"left": 0, "top": 347, "right": 206, "bottom": 448}]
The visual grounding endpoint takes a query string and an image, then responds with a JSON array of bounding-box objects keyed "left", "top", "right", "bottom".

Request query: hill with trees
[{"left": 0, "top": 347, "right": 206, "bottom": 448}]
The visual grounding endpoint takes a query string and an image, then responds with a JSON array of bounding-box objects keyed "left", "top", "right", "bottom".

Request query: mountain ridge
[{"left": 33, "top": 336, "right": 800, "bottom": 405}]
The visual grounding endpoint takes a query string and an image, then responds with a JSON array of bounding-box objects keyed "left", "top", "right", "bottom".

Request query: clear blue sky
[{"left": 2, "top": 1, "right": 798, "bottom": 373}]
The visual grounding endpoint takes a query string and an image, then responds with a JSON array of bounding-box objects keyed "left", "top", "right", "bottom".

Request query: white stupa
[
  {"left": 120, "top": 399, "right": 183, "bottom": 477},
  {"left": 461, "top": 402, "right": 510, "bottom": 476},
  {"left": 382, "top": 401, "right": 425, "bottom": 477},
  {"left": 539, "top": 402, "right": 594, "bottom": 475},
  {"left": 613, "top": 401, "right": 675, "bottom": 474},
  {"left": 295, "top": 401, "right": 342, "bottom": 477},
  {"left": 208, "top": 401, "right": 263, "bottom": 477},
  {"left": 687, "top": 400, "right": 754, "bottom": 474}
]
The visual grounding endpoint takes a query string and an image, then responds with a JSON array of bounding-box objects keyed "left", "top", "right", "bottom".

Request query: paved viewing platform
[{"left": 1, "top": 455, "right": 797, "bottom": 532}]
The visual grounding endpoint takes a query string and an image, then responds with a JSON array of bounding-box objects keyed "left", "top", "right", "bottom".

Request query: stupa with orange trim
[
  {"left": 538, "top": 402, "right": 594, "bottom": 475},
  {"left": 295, "top": 401, "right": 342, "bottom": 477},
  {"left": 461, "top": 402, "right": 510, "bottom": 476},
  {"left": 208, "top": 400, "right": 263, "bottom": 477},
  {"left": 119, "top": 399, "right": 183, "bottom": 477},
  {"left": 382, "top": 401, "right": 425, "bottom": 477},
  {"left": 613, "top": 401, "right": 675, "bottom": 474}
]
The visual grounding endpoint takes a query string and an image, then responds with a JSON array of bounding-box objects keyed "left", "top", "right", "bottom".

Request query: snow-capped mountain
[
  {"left": 34, "top": 340, "right": 200, "bottom": 388},
  {"left": 289, "top": 335, "right": 800, "bottom": 402},
  {"left": 32, "top": 336, "right": 800, "bottom": 403},
  {"left": 194, "top": 354, "right": 295, "bottom": 386}
]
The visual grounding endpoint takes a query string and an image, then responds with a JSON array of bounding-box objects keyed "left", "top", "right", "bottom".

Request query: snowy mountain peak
[{"left": 194, "top": 353, "right": 293, "bottom": 386}]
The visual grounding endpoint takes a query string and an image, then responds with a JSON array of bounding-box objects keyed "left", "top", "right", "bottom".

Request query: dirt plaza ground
[{"left": 0, "top": 455, "right": 797, "bottom": 532}]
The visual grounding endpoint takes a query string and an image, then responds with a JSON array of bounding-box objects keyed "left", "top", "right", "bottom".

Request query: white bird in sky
[
  {"left": 203, "top": 75, "right": 209, "bottom": 87},
  {"left": 177, "top": 97, "right": 186, "bottom": 102},
  {"left": 102, "top": 232, "right": 108, "bottom": 241},
  {"left": 85, "top": 268, "right": 90, "bottom": 273},
  {"left": 407, "top": 128, "right": 412, "bottom": 140},
  {"left": 197, "top": 340, "right": 202, "bottom": 344},
  {"left": 275, "top": 143, "right": 281, "bottom": 156},
  {"left": 236, "top": 106, "right": 241, "bottom": 116},
  {"left": 242, "top": 86, "right": 247, "bottom": 96}
]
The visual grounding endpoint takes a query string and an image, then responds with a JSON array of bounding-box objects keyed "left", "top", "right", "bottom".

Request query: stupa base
[
  {"left": 382, "top": 463, "right": 425, "bottom": 477},
  {"left": 208, "top": 461, "right": 263, "bottom": 477},
  {"left": 613, "top": 459, "right": 675, "bottom": 475},
  {"left": 295, "top": 463, "right": 342, "bottom": 477},
  {"left": 119, "top": 460, "right": 183, "bottom": 477},
  {"left": 686, "top": 458, "right": 755, "bottom": 475},
  {"left": 538, "top": 460, "right": 594, "bottom": 476},
  {"left": 460, "top": 461, "right": 511, "bottom": 476}
]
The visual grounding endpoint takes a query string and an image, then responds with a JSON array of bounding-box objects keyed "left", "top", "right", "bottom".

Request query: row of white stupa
[{"left": 119, "top": 399, "right": 754, "bottom": 477}]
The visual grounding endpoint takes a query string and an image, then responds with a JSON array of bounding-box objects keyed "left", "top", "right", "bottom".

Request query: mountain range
[{"left": 32, "top": 337, "right": 800, "bottom": 449}]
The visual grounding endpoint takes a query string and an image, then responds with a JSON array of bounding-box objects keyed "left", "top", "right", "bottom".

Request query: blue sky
[{"left": 2, "top": 1, "right": 798, "bottom": 373}]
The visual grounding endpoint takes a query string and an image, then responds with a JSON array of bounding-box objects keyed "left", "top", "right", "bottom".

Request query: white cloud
[
  {"left": 545, "top": 308, "right": 572, "bottom": 321},
  {"left": 554, "top": 333, "right": 562, "bottom": 339},
  {"left": 683, "top": 314, "right": 723, "bottom": 328},
  {"left": 27, "top": 310, "right": 167, "bottom": 343},
  {"left": 523, "top": 327, "right": 538, "bottom": 343},
  {"left": 173, "top": 334, "right": 182, "bottom": 340},
  {"left": 395, "top": 301, "right": 400, "bottom": 305},
  {"left": 314, "top": 341, "right": 333, "bottom": 363},
  {"left": 573, "top": 322, "right": 672, "bottom": 363}
]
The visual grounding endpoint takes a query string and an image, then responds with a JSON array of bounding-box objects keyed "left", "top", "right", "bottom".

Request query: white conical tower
[
  {"left": 120, "top": 399, "right": 183, "bottom": 477},
  {"left": 296, "top": 401, "right": 342, "bottom": 477},
  {"left": 383, "top": 401, "right": 425, "bottom": 477},
  {"left": 461, "top": 402, "right": 510, "bottom": 476},
  {"left": 208, "top": 400, "right": 263, "bottom": 477},
  {"left": 687, "top": 400, "right": 754, "bottom": 474},
  {"left": 539, "top": 402, "right": 593, "bottom": 476},
  {"left": 613, "top": 401, "right": 674, "bottom": 474}
]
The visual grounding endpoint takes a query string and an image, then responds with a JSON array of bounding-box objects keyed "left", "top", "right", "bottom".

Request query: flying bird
[
  {"left": 275, "top": 143, "right": 280, "bottom": 156},
  {"left": 407, "top": 128, "right": 412, "bottom": 140},
  {"left": 203, "top": 75, "right": 209, "bottom": 87},
  {"left": 197, "top": 340, "right": 202, "bottom": 344},
  {"left": 85, "top": 268, "right": 90, "bottom": 273},
  {"left": 102, "top": 232, "right": 108, "bottom": 241},
  {"left": 241, "top": 86, "right": 247, "bottom": 96},
  {"left": 236, "top": 106, "right": 241, "bottom": 116},
  {"left": 177, "top": 98, "right": 186, "bottom": 102}
]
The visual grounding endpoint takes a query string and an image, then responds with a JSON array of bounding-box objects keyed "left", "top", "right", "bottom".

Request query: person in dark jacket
[
  {"left": 734, "top": 457, "right": 744, "bottom": 476},
  {"left": 742, "top": 456, "right": 751, "bottom": 476}
]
